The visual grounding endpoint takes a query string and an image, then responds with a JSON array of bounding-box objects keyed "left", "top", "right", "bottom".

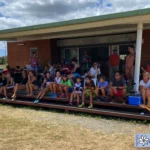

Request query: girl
[
  {"left": 30, "top": 52, "right": 39, "bottom": 74},
  {"left": 139, "top": 72, "right": 150, "bottom": 107},
  {"left": 50, "top": 71, "right": 61, "bottom": 98},
  {"left": 34, "top": 72, "right": 54, "bottom": 103},
  {"left": 1, "top": 72, "right": 14, "bottom": 99},
  {"left": 11, "top": 70, "right": 28, "bottom": 100},
  {"left": 26, "top": 71, "right": 39, "bottom": 96},
  {"left": 69, "top": 77, "right": 83, "bottom": 106},
  {"left": 59, "top": 74, "right": 73, "bottom": 99}
]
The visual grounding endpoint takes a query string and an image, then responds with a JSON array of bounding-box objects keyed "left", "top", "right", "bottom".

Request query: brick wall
[
  {"left": 7, "top": 39, "right": 51, "bottom": 68},
  {"left": 141, "top": 29, "right": 150, "bottom": 67}
]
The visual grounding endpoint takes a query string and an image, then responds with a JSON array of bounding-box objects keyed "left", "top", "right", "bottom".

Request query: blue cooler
[{"left": 128, "top": 96, "right": 142, "bottom": 106}]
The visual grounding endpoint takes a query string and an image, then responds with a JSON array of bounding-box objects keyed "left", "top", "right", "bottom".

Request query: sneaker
[
  {"left": 34, "top": 99, "right": 39, "bottom": 103},
  {"left": 88, "top": 104, "right": 93, "bottom": 109},
  {"left": 78, "top": 103, "right": 85, "bottom": 108},
  {"left": 59, "top": 94, "right": 64, "bottom": 98},
  {"left": 2, "top": 97, "right": 8, "bottom": 100}
]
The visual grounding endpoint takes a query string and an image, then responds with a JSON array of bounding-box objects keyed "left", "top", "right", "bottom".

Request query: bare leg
[
  {"left": 26, "top": 83, "right": 30, "bottom": 95},
  {"left": 69, "top": 93, "right": 74, "bottom": 103},
  {"left": 101, "top": 88, "right": 106, "bottom": 97},
  {"left": 29, "top": 84, "right": 38, "bottom": 96},
  {"left": 146, "top": 89, "right": 150, "bottom": 107},
  {"left": 53, "top": 84, "right": 57, "bottom": 94},
  {"left": 3, "top": 87, "right": 7, "bottom": 97},
  {"left": 141, "top": 89, "right": 146, "bottom": 105},
  {"left": 76, "top": 93, "right": 80, "bottom": 104},
  {"left": 36, "top": 90, "right": 44, "bottom": 99},
  {"left": 59, "top": 85, "right": 64, "bottom": 95},
  {"left": 82, "top": 90, "right": 86, "bottom": 103},
  {"left": 95, "top": 88, "right": 99, "bottom": 97},
  {"left": 39, "top": 88, "right": 49, "bottom": 99},
  {"left": 49, "top": 83, "right": 53, "bottom": 93},
  {"left": 89, "top": 90, "right": 93, "bottom": 104},
  {"left": 64, "top": 87, "right": 69, "bottom": 96}
]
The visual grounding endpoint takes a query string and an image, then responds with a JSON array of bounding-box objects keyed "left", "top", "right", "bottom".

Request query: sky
[{"left": 0, "top": 0, "right": 150, "bottom": 56}]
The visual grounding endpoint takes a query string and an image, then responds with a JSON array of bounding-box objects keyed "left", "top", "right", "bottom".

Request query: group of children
[{"left": 0, "top": 67, "right": 128, "bottom": 109}]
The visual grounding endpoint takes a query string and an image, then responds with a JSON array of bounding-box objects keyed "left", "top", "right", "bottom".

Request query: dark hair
[
  {"left": 16, "top": 66, "right": 20, "bottom": 69},
  {"left": 113, "top": 49, "right": 117, "bottom": 52},
  {"left": 62, "top": 74, "right": 68, "bottom": 81},
  {"left": 99, "top": 75, "right": 106, "bottom": 80},
  {"left": 128, "top": 45, "right": 134, "bottom": 49},
  {"left": 72, "top": 58, "right": 78, "bottom": 63},
  {"left": 6, "top": 65, "right": 10, "bottom": 70},
  {"left": 85, "top": 76, "right": 91, "bottom": 80},
  {"left": 29, "top": 71, "right": 36, "bottom": 77},
  {"left": 76, "top": 77, "right": 82, "bottom": 80},
  {"left": 115, "top": 71, "right": 122, "bottom": 76}
]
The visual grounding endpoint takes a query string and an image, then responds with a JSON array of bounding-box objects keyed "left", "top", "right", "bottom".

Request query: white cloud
[{"left": 0, "top": 0, "right": 149, "bottom": 30}]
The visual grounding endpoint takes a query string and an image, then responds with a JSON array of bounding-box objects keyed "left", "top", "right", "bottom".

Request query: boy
[
  {"left": 69, "top": 77, "right": 83, "bottom": 106},
  {"left": 109, "top": 71, "right": 126, "bottom": 103},
  {"left": 95, "top": 76, "right": 108, "bottom": 101},
  {"left": 79, "top": 76, "right": 95, "bottom": 109}
]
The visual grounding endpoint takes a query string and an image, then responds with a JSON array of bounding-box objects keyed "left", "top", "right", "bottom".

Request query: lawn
[{"left": 0, "top": 104, "right": 149, "bottom": 150}]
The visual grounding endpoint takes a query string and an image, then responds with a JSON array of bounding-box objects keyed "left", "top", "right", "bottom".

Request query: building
[{"left": 0, "top": 8, "right": 150, "bottom": 91}]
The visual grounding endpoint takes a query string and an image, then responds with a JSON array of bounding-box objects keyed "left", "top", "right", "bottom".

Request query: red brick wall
[
  {"left": 7, "top": 39, "right": 51, "bottom": 68},
  {"left": 141, "top": 29, "right": 150, "bottom": 67}
]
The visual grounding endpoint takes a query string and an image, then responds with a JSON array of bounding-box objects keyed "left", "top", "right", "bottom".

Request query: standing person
[
  {"left": 79, "top": 76, "right": 95, "bottom": 109},
  {"left": 69, "top": 77, "right": 83, "bottom": 106},
  {"left": 50, "top": 71, "right": 62, "bottom": 98},
  {"left": 30, "top": 52, "right": 39, "bottom": 74},
  {"left": 26, "top": 71, "right": 39, "bottom": 96},
  {"left": 109, "top": 72, "right": 127, "bottom": 103},
  {"left": 11, "top": 70, "right": 28, "bottom": 100},
  {"left": 139, "top": 72, "right": 150, "bottom": 107},
  {"left": 125, "top": 45, "right": 135, "bottom": 82},
  {"left": 109, "top": 49, "right": 119, "bottom": 80}
]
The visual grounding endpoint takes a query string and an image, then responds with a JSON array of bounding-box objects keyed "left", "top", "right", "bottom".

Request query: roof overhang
[{"left": 0, "top": 8, "right": 150, "bottom": 41}]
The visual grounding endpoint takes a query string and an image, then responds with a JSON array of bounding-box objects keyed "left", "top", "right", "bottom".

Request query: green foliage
[{"left": 0, "top": 56, "right": 7, "bottom": 64}]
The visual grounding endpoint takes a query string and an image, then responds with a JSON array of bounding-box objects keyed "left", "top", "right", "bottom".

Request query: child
[
  {"left": 26, "top": 71, "right": 39, "bottom": 96},
  {"left": 34, "top": 72, "right": 54, "bottom": 103},
  {"left": 79, "top": 76, "right": 95, "bottom": 109},
  {"left": 12, "top": 70, "right": 28, "bottom": 100},
  {"left": 50, "top": 71, "right": 61, "bottom": 98},
  {"left": 95, "top": 76, "right": 108, "bottom": 101},
  {"left": 109, "top": 71, "right": 126, "bottom": 102},
  {"left": 69, "top": 77, "right": 83, "bottom": 106},
  {"left": 1, "top": 72, "right": 14, "bottom": 99},
  {"left": 59, "top": 74, "right": 73, "bottom": 99}
]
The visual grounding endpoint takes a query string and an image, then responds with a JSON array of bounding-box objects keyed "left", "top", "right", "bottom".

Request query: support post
[{"left": 134, "top": 23, "right": 143, "bottom": 92}]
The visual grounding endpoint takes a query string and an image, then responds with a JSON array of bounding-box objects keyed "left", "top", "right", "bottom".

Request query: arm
[{"left": 42, "top": 79, "right": 46, "bottom": 87}]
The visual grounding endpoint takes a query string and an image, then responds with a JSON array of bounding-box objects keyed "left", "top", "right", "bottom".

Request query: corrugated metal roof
[{"left": 0, "top": 8, "right": 150, "bottom": 34}]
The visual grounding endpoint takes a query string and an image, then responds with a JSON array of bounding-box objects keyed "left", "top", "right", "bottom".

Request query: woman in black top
[{"left": 12, "top": 70, "right": 28, "bottom": 100}]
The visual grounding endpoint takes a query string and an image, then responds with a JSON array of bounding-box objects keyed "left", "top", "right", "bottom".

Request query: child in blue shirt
[{"left": 95, "top": 76, "right": 108, "bottom": 101}]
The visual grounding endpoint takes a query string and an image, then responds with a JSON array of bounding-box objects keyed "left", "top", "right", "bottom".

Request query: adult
[
  {"left": 86, "top": 62, "right": 101, "bottom": 78},
  {"left": 139, "top": 72, "right": 150, "bottom": 107},
  {"left": 109, "top": 71, "right": 126, "bottom": 103},
  {"left": 30, "top": 52, "right": 39, "bottom": 73},
  {"left": 109, "top": 49, "right": 119, "bottom": 80},
  {"left": 68, "top": 58, "right": 81, "bottom": 79},
  {"left": 125, "top": 45, "right": 135, "bottom": 82},
  {"left": 83, "top": 50, "right": 89, "bottom": 63}
]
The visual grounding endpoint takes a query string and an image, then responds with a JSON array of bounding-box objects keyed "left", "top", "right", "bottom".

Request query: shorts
[
  {"left": 73, "top": 90, "right": 82, "bottom": 95},
  {"left": 7, "top": 85, "right": 14, "bottom": 89},
  {"left": 68, "top": 88, "right": 73, "bottom": 93},
  {"left": 113, "top": 89, "right": 123, "bottom": 97},
  {"left": 73, "top": 73, "right": 80, "bottom": 77},
  {"left": 85, "top": 89, "right": 96, "bottom": 97}
]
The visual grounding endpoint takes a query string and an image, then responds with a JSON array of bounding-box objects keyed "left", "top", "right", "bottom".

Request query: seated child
[
  {"left": 109, "top": 71, "right": 126, "bottom": 102},
  {"left": 95, "top": 76, "right": 108, "bottom": 101},
  {"left": 79, "top": 76, "right": 95, "bottom": 109},
  {"left": 50, "top": 71, "right": 61, "bottom": 98},
  {"left": 12, "top": 70, "right": 28, "bottom": 100},
  {"left": 59, "top": 74, "right": 73, "bottom": 99},
  {"left": 139, "top": 72, "right": 150, "bottom": 107},
  {"left": 26, "top": 71, "right": 39, "bottom": 96},
  {"left": 34, "top": 72, "right": 54, "bottom": 103},
  {"left": 69, "top": 77, "right": 83, "bottom": 106},
  {"left": 1, "top": 72, "right": 14, "bottom": 99}
]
